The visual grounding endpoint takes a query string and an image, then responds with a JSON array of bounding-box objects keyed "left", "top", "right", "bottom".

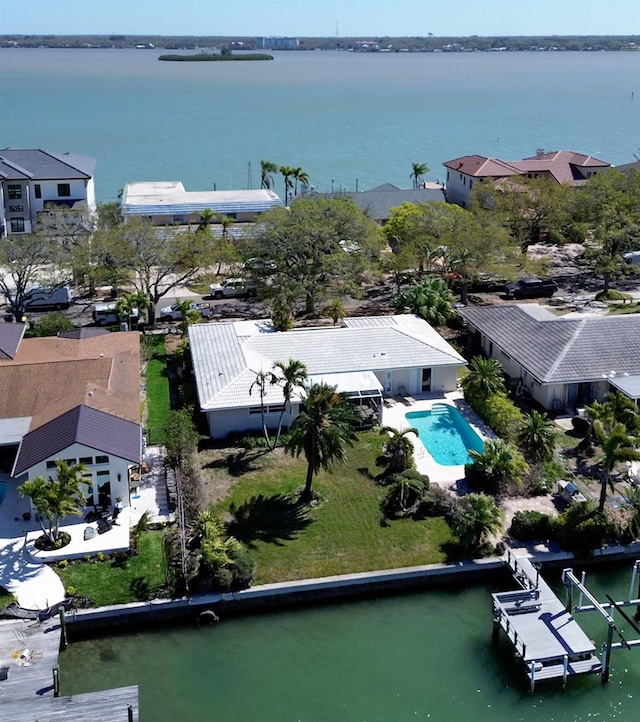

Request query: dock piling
[{"left": 53, "top": 665, "right": 60, "bottom": 697}]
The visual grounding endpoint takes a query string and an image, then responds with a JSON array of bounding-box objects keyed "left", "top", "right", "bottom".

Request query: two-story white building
[{"left": 0, "top": 148, "right": 97, "bottom": 236}]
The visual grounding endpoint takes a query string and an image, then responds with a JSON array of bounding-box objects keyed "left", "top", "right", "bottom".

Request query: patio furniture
[
  {"left": 96, "top": 517, "right": 112, "bottom": 535},
  {"left": 397, "top": 386, "right": 416, "bottom": 405},
  {"left": 84, "top": 525, "right": 98, "bottom": 540}
]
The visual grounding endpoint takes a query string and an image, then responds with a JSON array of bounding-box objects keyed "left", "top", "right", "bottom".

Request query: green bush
[
  {"left": 33, "top": 312, "right": 75, "bottom": 337},
  {"left": 417, "top": 484, "right": 453, "bottom": 518},
  {"left": 480, "top": 392, "right": 524, "bottom": 441},
  {"left": 509, "top": 510, "right": 555, "bottom": 541},
  {"left": 555, "top": 502, "right": 612, "bottom": 554},
  {"left": 595, "top": 289, "right": 632, "bottom": 302},
  {"left": 380, "top": 470, "right": 430, "bottom": 519}
]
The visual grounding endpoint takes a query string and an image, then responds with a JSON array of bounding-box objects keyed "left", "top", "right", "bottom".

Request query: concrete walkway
[{"left": 0, "top": 536, "right": 64, "bottom": 611}]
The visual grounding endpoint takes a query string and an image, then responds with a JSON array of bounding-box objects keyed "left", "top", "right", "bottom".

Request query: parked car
[
  {"left": 159, "top": 301, "right": 212, "bottom": 322},
  {"left": 24, "top": 286, "right": 73, "bottom": 310},
  {"left": 503, "top": 277, "right": 558, "bottom": 299},
  {"left": 209, "top": 278, "right": 257, "bottom": 299},
  {"left": 92, "top": 302, "right": 140, "bottom": 327}
]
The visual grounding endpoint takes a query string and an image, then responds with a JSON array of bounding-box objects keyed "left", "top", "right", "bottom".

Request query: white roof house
[
  {"left": 189, "top": 314, "right": 466, "bottom": 438},
  {"left": 121, "top": 181, "right": 283, "bottom": 226}
]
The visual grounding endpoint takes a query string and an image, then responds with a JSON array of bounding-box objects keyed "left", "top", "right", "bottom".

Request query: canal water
[{"left": 60, "top": 565, "right": 640, "bottom": 721}]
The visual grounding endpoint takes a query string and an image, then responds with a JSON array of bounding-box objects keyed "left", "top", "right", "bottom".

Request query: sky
[{"left": 1, "top": 0, "right": 638, "bottom": 37}]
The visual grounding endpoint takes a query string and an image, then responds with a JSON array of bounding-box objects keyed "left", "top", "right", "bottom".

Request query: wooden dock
[
  {"left": 492, "top": 554, "right": 601, "bottom": 691},
  {"left": 0, "top": 618, "right": 138, "bottom": 720}
]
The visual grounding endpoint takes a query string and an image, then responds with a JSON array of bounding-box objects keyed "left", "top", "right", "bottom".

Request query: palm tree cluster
[
  {"left": 393, "top": 276, "right": 456, "bottom": 326},
  {"left": 260, "top": 160, "right": 309, "bottom": 204}
]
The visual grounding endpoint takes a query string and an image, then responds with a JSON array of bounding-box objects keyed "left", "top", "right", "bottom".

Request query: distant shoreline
[{"left": 158, "top": 52, "right": 273, "bottom": 62}]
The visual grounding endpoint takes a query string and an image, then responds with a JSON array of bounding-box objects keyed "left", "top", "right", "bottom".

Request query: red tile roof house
[
  {"left": 443, "top": 149, "right": 611, "bottom": 208},
  {"left": 0, "top": 324, "right": 142, "bottom": 539}
]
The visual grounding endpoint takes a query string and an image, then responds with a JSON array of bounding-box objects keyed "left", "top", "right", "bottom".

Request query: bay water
[
  {"left": 59, "top": 565, "right": 640, "bottom": 721},
  {"left": 0, "top": 49, "right": 637, "bottom": 202}
]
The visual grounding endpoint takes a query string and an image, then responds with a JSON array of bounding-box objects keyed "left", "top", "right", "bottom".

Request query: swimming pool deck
[{"left": 381, "top": 391, "right": 495, "bottom": 488}]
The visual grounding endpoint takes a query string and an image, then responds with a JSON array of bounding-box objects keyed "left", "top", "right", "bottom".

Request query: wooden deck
[
  {"left": 492, "top": 555, "right": 601, "bottom": 688},
  {"left": 0, "top": 685, "right": 139, "bottom": 721},
  {"left": 0, "top": 618, "right": 139, "bottom": 720}
]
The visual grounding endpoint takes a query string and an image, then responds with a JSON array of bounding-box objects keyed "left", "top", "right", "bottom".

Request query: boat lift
[{"left": 563, "top": 560, "right": 640, "bottom": 683}]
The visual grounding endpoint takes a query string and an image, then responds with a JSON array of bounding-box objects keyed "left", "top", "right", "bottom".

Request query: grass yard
[
  {"left": 56, "top": 531, "right": 167, "bottom": 607},
  {"left": 205, "top": 431, "right": 456, "bottom": 584},
  {"left": 0, "top": 586, "right": 15, "bottom": 606},
  {"left": 143, "top": 335, "right": 171, "bottom": 437}
]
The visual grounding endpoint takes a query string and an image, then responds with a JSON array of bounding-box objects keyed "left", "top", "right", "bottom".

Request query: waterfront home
[
  {"left": 459, "top": 304, "right": 640, "bottom": 410},
  {"left": 443, "top": 149, "right": 611, "bottom": 207},
  {"left": 0, "top": 148, "right": 97, "bottom": 236},
  {"left": 121, "top": 181, "right": 283, "bottom": 227},
  {"left": 318, "top": 182, "right": 446, "bottom": 223},
  {"left": 188, "top": 314, "right": 465, "bottom": 439},
  {"left": 0, "top": 324, "right": 142, "bottom": 525}
]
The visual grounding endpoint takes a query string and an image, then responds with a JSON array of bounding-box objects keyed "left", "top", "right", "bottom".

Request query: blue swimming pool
[{"left": 406, "top": 404, "right": 484, "bottom": 466}]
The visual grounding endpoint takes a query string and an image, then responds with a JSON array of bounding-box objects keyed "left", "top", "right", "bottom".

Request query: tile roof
[
  {"left": 0, "top": 322, "right": 26, "bottom": 360},
  {"left": 58, "top": 328, "right": 111, "bottom": 340},
  {"left": 0, "top": 149, "right": 96, "bottom": 180},
  {"left": 0, "top": 331, "right": 141, "bottom": 430},
  {"left": 13, "top": 404, "right": 142, "bottom": 476},
  {"left": 190, "top": 315, "right": 465, "bottom": 411},
  {"left": 443, "top": 155, "right": 523, "bottom": 177},
  {"left": 459, "top": 305, "right": 640, "bottom": 383}
]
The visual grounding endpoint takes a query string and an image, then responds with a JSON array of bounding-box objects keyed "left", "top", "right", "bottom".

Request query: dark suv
[{"left": 504, "top": 276, "right": 558, "bottom": 299}]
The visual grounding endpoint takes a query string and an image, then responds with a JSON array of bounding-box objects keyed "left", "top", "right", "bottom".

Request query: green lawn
[
  {"left": 207, "top": 431, "right": 456, "bottom": 584},
  {"left": 144, "top": 335, "right": 171, "bottom": 438},
  {"left": 56, "top": 531, "right": 167, "bottom": 607},
  {"left": 0, "top": 586, "right": 15, "bottom": 606}
]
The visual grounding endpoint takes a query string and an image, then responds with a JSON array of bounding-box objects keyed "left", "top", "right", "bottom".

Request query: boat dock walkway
[
  {"left": 492, "top": 553, "right": 601, "bottom": 690},
  {"left": 0, "top": 618, "right": 138, "bottom": 721}
]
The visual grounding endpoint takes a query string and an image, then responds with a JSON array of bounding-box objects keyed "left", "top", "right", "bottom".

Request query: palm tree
[
  {"left": 594, "top": 421, "right": 640, "bottom": 512},
  {"left": 197, "top": 208, "right": 216, "bottom": 232},
  {"left": 379, "top": 426, "right": 418, "bottom": 474},
  {"left": 381, "top": 470, "right": 430, "bottom": 519},
  {"left": 451, "top": 492, "right": 503, "bottom": 553},
  {"left": 291, "top": 167, "right": 310, "bottom": 197},
  {"left": 279, "top": 165, "right": 295, "bottom": 204},
  {"left": 516, "top": 410, "right": 558, "bottom": 462},
  {"left": 466, "top": 439, "right": 529, "bottom": 495},
  {"left": 393, "top": 277, "right": 455, "bottom": 326},
  {"left": 220, "top": 215, "right": 235, "bottom": 239},
  {"left": 410, "top": 162, "right": 429, "bottom": 189},
  {"left": 250, "top": 368, "right": 279, "bottom": 449},
  {"left": 461, "top": 356, "right": 505, "bottom": 406},
  {"left": 18, "top": 460, "right": 88, "bottom": 545},
  {"left": 260, "top": 160, "right": 279, "bottom": 190},
  {"left": 285, "top": 382, "right": 360, "bottom": 503},
  {"left": 325, "top": 297, "right": 346, "bottom": 326},
  {"left": 272, "top": 359, "right": 308, "bottom": 447}
]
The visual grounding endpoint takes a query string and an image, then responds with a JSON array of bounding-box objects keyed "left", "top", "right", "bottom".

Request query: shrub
[
  {"left": 525, "top": 460, "right": 564, "bottom": 497},
  {"left": 380, "top": 470, "right": 430, "bottom": 519},
  {"left": 417, "top": 484, "right": 454, "bottom": 518},
  {"left": 509, "top": 510, "right": 555, "bottom": 541},
  {"left": 465, "top": 439, "right": 529, "bottom": 496},
  {"left": 595, "top": 289, "right": 632, "bottom": 302},
  {"left": 33, "top": 312, "right": 75, "bottom": 337},
  {"left": 555, "top": 502, "right": 613, "bottom": 554},
  {"left": 480, "top": 392, "right": 524, "bottom": 441}
]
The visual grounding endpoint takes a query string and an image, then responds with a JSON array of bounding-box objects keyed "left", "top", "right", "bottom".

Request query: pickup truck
[
  {"left": 503, "top": 277, "right": 558, "bottom": 300},
  {"left": 209, "top": 278, "right": 257, "bottom": 300},
  {"left": 158, "top": 301, "right": 212, "bottom": 322}
]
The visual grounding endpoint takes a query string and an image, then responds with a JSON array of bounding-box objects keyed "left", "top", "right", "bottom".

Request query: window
[
  {"left": 95, "top": 455, "right": 109, "bottom": 464},
  {"left": 446, "top": 171, "right": 450, "bottom": 181},
  {"left": 469, "top": 180, "right": 473, "bottom": 189},
  {"left": 8, "top": 205, "right": 23, "bottom": 213},
  {"left": 34, "top": 184, "right": 42, "bottom": 199},
  {"left": 7, "top": 184, "right": 22, "bottom": 199},
  {"left": 64, "top": 458, "right": 77, "bottom": 466},
  {"left": 79, "top": 456, "right": 93, "bottom": 465},
  {"left": 10, "top": 218, "right": 25, "bottom": 233},
  {"left": 96, "top": 470, "right": 110, "bottom": 477},
  {"left": 46, "top": 460, "right": 57, "bottom": 469},
  {"left": 57, "top": 183, "right": 71, "bottom": 197}
]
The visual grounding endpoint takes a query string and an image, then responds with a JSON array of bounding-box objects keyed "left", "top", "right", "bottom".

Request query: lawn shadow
[
  {"left": 203, "top": 450, "right": 268, "bottom": 477},
  {"left": 227, "top": 493, "right": 312, "bottom": 548}
]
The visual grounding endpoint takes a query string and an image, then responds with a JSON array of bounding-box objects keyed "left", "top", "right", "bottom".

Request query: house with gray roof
[
  {"left": 0, "top": 148, "right": 97, "bottom": 236},
  {"left": 459, "top": 304, "right": 640, "bottom": 410},
  {"left": 318, "top": 183, "right": 446, "bottom": 223},
  {"left": 189, "top": 314, "right": 466, "bottom": 438}
]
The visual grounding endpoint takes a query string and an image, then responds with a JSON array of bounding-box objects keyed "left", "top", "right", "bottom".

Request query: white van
[
  {"left": 92, "top": 302, "right": 140, "bottom": 327},
  {"left": 24, "top": 286, "right": 73, "bottom": 310}
]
